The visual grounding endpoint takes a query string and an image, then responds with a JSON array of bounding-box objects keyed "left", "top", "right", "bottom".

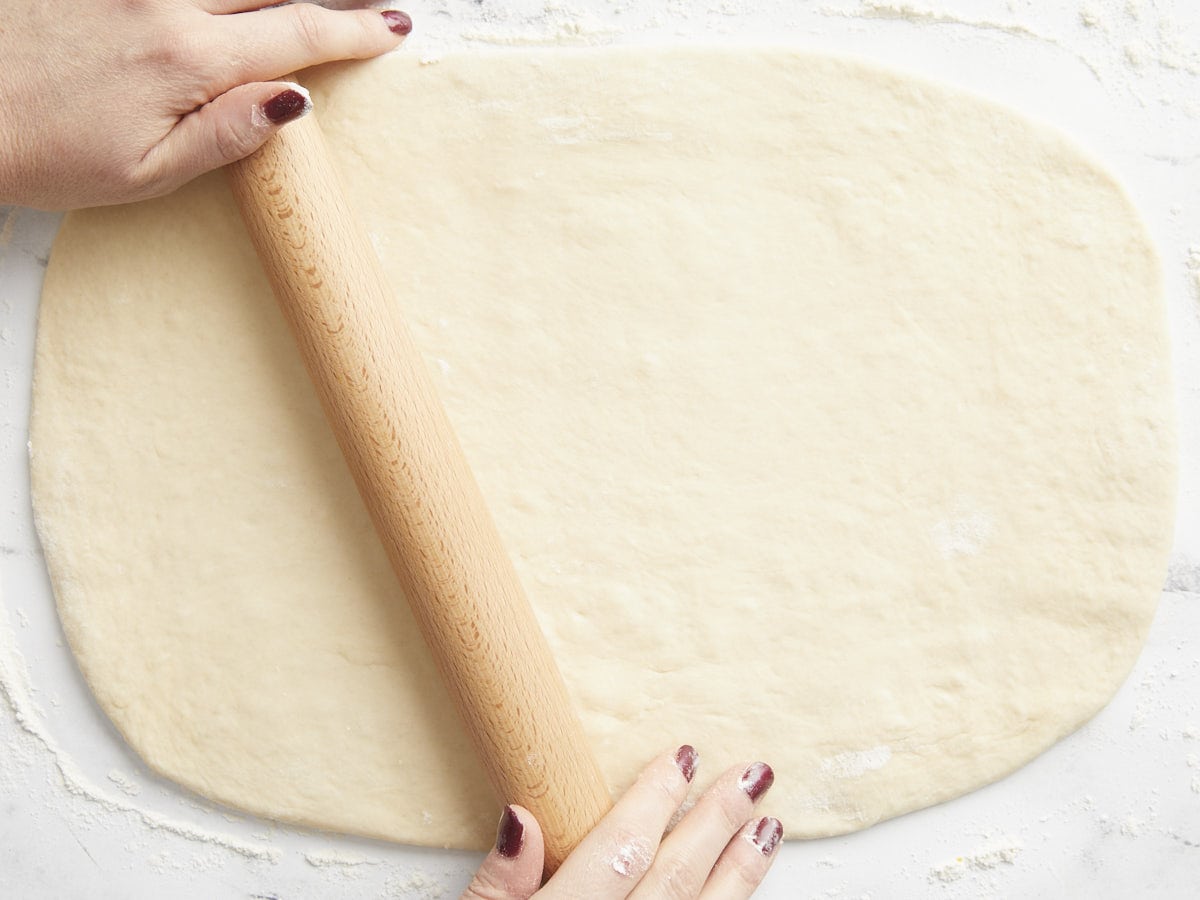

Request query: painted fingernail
[
  {"left": 262, "top": 88, "right": 311, "bottom": 125},
  {"left": 748, "top": 816, "right": 783, "bottom": 856},
  {"left": 674, "top": 745, "right": 698, "bottom": 782},
  {"left": 739, "top": 762, "right": 774, "bottom": 802},
  {"left": 495, "top": 805, "right": 523, "bottom": 859},
  {"left": 382, "top": 10, "right": 413, "bottom": 35}
]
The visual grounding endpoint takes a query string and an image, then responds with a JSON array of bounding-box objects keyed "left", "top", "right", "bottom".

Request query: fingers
[
  {"left": 629, "top": 761, "right": 777, "bottom": 900},
  {"left": 698, "top": 817, "right": 784, "bottom": 900},
  {"left": 460, "top": 805, "right": 546, "bottom": 900},
  {"left": 136, "top": 81, "right": 311, "bottom": 199},
  {"left": 214, "top": 3, "right": 411, "bottom": 85},
  {"left": 545, "top": 746, "right": 697, "bottom": 897},
  {"left": 491, "top": 749, "right": 783, "bottom": 900},
  {"left": 141, "top": 2, "right": 413, "bottom": 196}
]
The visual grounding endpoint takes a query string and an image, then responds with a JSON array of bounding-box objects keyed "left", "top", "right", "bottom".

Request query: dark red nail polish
[
  {"left": 382, "top": 10, "right": 413, "bottom": 35},
  {"left": 674, "top": 745, "right": 698, "bottom": 783},
  {"left": 262, "top": 89, "right": 310, "bottom": 125},
  {"left": 495, "top": 805, "right": 523, "bottom": 859},
  {"left": 749, "top": 817, "right": 783, "bottom": 856},
  {"left": 739, "top": 762, "right": 774, "bottom": 802}
]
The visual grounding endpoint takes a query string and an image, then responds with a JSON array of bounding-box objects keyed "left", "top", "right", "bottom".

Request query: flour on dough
[{"left": 31, "top": 49, "right": 1175, "bottom": 848}]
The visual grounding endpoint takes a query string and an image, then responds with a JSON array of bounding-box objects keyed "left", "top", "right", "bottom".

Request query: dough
[{"left": 31, "top": 49, "right": 1175, "bottom": 848}]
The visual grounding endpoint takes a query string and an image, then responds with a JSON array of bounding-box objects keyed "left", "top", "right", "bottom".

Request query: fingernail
[
  {"left": 748, "top": 817, "right": 783, "bottom": 856},
  {"left": 262, "top": 88, "right": 311, "bottom": 125},
  {"left": 739, "top": 762, "right": 774, "bottom": 802},
  {"left": 495, "top": 805, "right": 523, "bottom": 859},
  {"left": 381, "top": 10, "right": 413, "bottom": 35},
  {"left": 674, "top": 745, "right": 698, "bottom": 783}
]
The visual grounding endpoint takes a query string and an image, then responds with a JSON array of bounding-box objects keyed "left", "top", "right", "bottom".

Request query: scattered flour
[
  {"left": 610, "top": 837, "right": 654, "bottom": 878},
  {"left": 931, "top": 504, "right": 995, "bottom": 559},
  {"left": 1165, "top": 553, "right": 1200, "bottom": 593},
  {"left": 1187, "top": 247, "right": 1200, "bottom": 310},
  {"left": 107, "top": 769, "right": 142, "bottom": 797},
  {"left": 1080, "top": 4, "right": 1105, "bottom": 29},
  {"left": 0, "top": 598, "right": 280, "bottom": 862},
  {"left": 303, "top": 848, "right": 381, "bottom": 876},
  {"left": 2, "top": 588, "right": 459, "bottom": 891},
  {"left": 1129, "top": 702, "right": 1148, "bottom": 731},
  {"left": 822, "top": 746, "right": 894, "bottom": 779},
  {"left": 1121, "top": 815, "right": 1147, "bottom": 837},
  {"left": 825, "top": 0, "right": 1055, "bottom": 43},
  {"left": 928, "top": 835, "right": 1023, "bottom": 884},
  {"left": 384, "top": 868, "right": 451, "bottom": 898}
]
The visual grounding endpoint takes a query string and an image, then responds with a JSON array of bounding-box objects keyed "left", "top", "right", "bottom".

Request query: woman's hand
[
  {"left": 0, "top": 0, "right": 411, "bottom": 209},
  {"left": 463, "top": 747, "right": 783, "bottom": 899}
]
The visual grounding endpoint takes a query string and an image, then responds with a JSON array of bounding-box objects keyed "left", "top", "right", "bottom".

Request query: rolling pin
[{"left": 227, "top": 106, "right": 611, "bottom": 873}]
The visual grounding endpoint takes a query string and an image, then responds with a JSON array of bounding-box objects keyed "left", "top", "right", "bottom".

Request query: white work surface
[{"left": 3, "top": 1, "right": 1200, "bottom": 897}]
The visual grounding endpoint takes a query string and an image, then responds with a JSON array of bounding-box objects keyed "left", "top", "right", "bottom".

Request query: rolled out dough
[{"left": 32, "top": 49, "right": 1175, "bottom": 848}]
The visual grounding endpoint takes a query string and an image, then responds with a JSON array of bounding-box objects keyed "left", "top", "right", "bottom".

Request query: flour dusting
[
  {"left": 384, "top": 868, "right": 451, "bottom": 898},
  {"left": 928, "top": 834, "right": 1023, "bottom": 884},
  {"left": 1187, "top": 246, "right": 1200, "bottom": 309},
  {"left": 304, "top": 848, "right": 379, "bottom": 868},
  {"left": 822, "top": 745, "right": 893, "bottom": 779},
  {"left": 828, "top": 0, "right": 1055, "bottom": 43},
  {"left": 0, "top": 591, "right": 279, "bottom": 863},
  {"left": 107, "top": 769, "right": 142, "bottom": 797},
  {"left": 931, "top": 504, "right": 995, "bottom": 559},
  {"left": 1121, "top": 815, "right": 1147, "bottom": 837},
  {"left": 1165, "top": 553, "right": 1200, "bottom": 593},
  {"left": 610, "top": 837, "right": 653, "bottom": 878}
]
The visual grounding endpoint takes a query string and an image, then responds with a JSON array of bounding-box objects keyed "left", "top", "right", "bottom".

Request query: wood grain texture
[{"left": 227, "top": 113, "right": 611, "bottom": 873}]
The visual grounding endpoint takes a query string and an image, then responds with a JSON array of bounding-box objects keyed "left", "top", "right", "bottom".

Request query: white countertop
[{"left": 2, "top": 2, "right": 1199, "bottom": 897}]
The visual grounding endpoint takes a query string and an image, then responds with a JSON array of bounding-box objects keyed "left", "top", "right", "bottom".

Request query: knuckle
[
  {"left": 460, "top": 876, "right": 510, "bottom": 900},
  {"left": 723, "top": 848, "right": 768, "bottom": 891},
  {"left": 290, "top": 3, "right": 328, "bottom": 56},
  {"left": 651, "top": 854, "right": 706, "bottom": 899},
  {"left": 109, "top": 156, "right": 165, "bottom": 203},
  {"left": 636, "top": 760, "right": 687, "bottom": 803},
  {"left": 355, "top": 10, "right": 387, "bottom": 53},
  {"left": 213, "top": 116, "right": 254, "bottom": 164},
  {"left": 115, "top": 0, "right": 155, "bottom": 14},
  {"left": 693, "top": 783, "right": 750, "bottom": 835},
  {"left": 704, "top": 777, "right": 755, "bottom": 833},
  {"left": 608, "top": 831, "right": 654, "bottom": 881},
  {"left": 718, "top": 796, "right": 750, "bottom": 833},
  {"left": 649, "top": 772, "right": 680, "bottom": 804},
  {"left": 145, "top": 32, "right": 203, "bottom": 72}
]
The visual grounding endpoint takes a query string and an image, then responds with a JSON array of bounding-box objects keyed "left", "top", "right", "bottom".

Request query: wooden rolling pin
[{"left": 227, "top": 108, "right": 611, "bottom": 873}]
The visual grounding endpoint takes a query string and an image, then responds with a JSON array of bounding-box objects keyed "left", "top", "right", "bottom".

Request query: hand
[
  {"left": 0, "top": 0, "right": 411, "bottom": 209},
  {"left": 463, "top": 747, "right": 783, "bottom": 899}
]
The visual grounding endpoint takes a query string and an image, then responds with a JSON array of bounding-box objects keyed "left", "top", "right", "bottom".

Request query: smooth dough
[{"left": 32, "top": 49, "right": 1175, "bottom": 848}]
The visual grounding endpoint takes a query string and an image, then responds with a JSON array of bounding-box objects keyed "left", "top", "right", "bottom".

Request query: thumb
[
  {"left": 461, "top": 805, "right": 546, "bottom": 900},
  {"left": 137, "top": 82, "right": 312, "bottom": 199}
]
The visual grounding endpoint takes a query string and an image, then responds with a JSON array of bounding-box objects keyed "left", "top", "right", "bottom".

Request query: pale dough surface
[{"left": 32, "top": 49, "right": 1175, "bottom": 848}]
